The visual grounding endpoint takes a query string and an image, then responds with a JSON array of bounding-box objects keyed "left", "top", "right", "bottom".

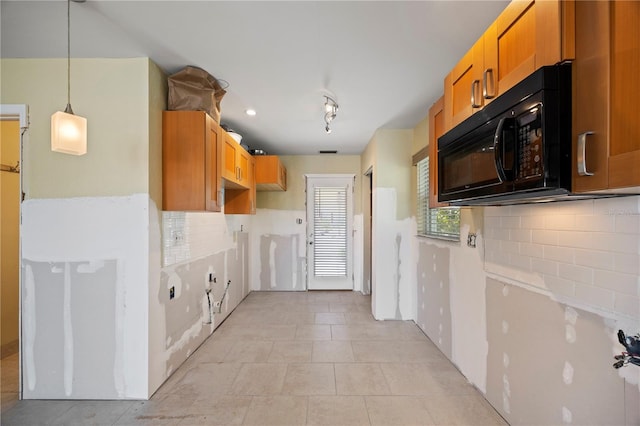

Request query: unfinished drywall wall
[
  {"left": 372, "top": 188, "right": 415, "bottom": 320},
  {"left": 1, "top": 120, "right": 20, "bottom": 355},
  {"left": 415, "top": 240, "right": 452, "bottom": 358},
  {"left": 252, "top": 155, "right": 363, "bottom": 292},
  {"left": 485, "top": 277, "right": 636, "bottom": 425},
  {"left": 362, "top": 128, "right": 416, "bottom": 320},
  {"left": 414, "top": 198, "right": 640, "bottom": 425},
  {"left": 150, "top": 210, "right": 251, "bottom": 394},
  {"left": 21, "top": 195, "right": 150, "bottom": 399}
]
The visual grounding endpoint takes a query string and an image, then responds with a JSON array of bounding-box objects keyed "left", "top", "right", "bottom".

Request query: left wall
[{"left": 1, "top": 58, "right": 250, "bottom": 399}]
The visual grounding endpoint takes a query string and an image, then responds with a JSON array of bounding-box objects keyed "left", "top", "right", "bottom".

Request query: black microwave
[{"left": 438, "top": 64, "right": 572, "bottom": 205}]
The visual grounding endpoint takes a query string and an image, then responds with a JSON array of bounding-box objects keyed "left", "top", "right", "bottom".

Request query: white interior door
[{"left": 306, "top": 175, "right": 354, "bottom": 290}]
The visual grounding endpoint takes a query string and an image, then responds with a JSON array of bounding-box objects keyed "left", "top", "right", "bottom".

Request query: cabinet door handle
[
  {"left": 577, "top": 131, "right": 595, "bottom": 176},
  {"left": 483, "top": 68, "right": 495, "bottom": 99},
  {"left": 471, "top": 80, "right": 482, "bottom": 108}
]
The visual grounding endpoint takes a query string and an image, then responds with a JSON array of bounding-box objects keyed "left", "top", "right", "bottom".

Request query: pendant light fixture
[{"left": 51, "top": 0, "right": 87, "bottom": 156}]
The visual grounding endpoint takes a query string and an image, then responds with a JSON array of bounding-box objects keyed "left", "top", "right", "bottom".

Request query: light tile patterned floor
[{"left": 0, "top": 291, "right": 508, "bottom": 425}]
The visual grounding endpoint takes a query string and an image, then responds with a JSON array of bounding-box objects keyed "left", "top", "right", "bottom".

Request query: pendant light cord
[
  {"left": 64, "top": 0, "right": 74, "bottom": 114},
  {"left": 67, "top": 0, "right": 70, "bottom": 107}
]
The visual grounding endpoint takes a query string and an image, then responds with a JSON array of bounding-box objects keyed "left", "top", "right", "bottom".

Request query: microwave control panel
[{"left": 516, "top": 106, "right": 543, "bottom": 179}]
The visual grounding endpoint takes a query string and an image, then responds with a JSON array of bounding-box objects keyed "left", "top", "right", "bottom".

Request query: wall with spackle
[
  {"left": 252, "top": 155, "right": 362, "bottom": 292},
  {"left": 361, "top": 129, "right": 416, "bottom": 320},
  {"left": 4, "top": 58, "right": 252, "bottom": 400},
  {"left": 413, "top": 104, "right": 640, "bottom": 424}
]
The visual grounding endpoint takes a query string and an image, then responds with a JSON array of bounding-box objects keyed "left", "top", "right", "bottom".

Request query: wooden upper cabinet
[
  {"left": 444, "top": 0, "right": 565, "bottom": 132},
  {"left": 444, "top": 37, "right": 485, "bottom": 131},
  {"left": 225, "top": 156, "right": 256, "bottom": 215},
  {"left": 428, "top": 97, "right": 447, "bottom": 208},
  {"left": 162, "top": 111, "right": 222, "bottom": 212},
  {"left": 255, "top": 155, "right": 287, "bottom": 191},
  {"left": 573, "top": 0, "right": 640, "bottom": 192},
  {"left": 491, "top": 0, "right": 562, "bottom": 95},
  {"left": 221, "top": 132, "right": 250, "bottom": 189}
]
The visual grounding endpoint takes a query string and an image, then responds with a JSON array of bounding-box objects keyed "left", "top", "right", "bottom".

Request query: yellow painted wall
[
  {"left": 372, "top": 129, "right": 414, "bottom": 219},
  {"left": 257, "top": 155, "right": 362, "bottom": 214},
  {"left": 0, "top": 58, "right": 153, "bottom": 199},
  {"left": 1, "top": 120, "right": 21, "bottom": 352}
]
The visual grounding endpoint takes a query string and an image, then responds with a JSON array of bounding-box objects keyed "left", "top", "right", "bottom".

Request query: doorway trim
[{"left": 1, "top": 103, "right": 29, "bottom": 401}]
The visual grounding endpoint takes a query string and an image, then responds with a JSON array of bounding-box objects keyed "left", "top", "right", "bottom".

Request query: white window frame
[{"left": 416, "top": 156, "right": 460, "bottom": 241}]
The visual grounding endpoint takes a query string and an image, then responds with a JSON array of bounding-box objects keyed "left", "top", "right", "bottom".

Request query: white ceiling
[{"left": 1, "top": 0, "right": 508, "bottom": 155}]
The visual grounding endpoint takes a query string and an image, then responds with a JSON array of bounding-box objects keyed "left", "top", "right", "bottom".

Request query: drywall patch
[
  {"left": 562, "top": 406, "right": 572, "bottom": 424},
  {"left": 486, "top": 278, "right": 627, "bottom": 425},
  {"left": 22, "top": 259, "right": 118, "bottom": 399},
  {"left": 415, "top": 240, "right": 452, "bottom": 359},
  {"left": 562, "top": 361, "right": 574, "bottom": 385},
  {"left": 259, "top": 234, "right": 303, "bottom": 291}
]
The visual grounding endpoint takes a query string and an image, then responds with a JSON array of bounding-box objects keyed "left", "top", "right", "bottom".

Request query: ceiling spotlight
[
  {"left": 245, "top": 109, "right": 256, "bottom": 116},
  {"left": 323, "top": 95, "right": 338, "bottom": 134}
]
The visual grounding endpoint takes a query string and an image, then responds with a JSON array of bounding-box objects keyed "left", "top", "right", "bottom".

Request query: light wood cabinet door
[
  {"left": 206, "top": 115, "right": 223, "bottom": 211},
  {"left": 255, "top": 155, "right": 287, "bottom": 191},
  {"left": 225, "top": 156, "right": 256, "bottom": 215},
  {"left": 573, "top": 0, "right": 640, "bottom": 192},
  {"left": 491, "top": 0, "right": 562, "bottom": 96},
  {"left": 428, "top": 96, "right": 448, "bottom": 208},
  {"left": 444, "top": 37, "right": 485, "bottom": 131},
  {"left": 162, "top": 111, "right": 221, "bottom": 212},
  {"left": 222, "top": 134, "right": 240, "bottom": 183},
  {"left": 221, "top": 133, "right": 251, "bottom": 189}
]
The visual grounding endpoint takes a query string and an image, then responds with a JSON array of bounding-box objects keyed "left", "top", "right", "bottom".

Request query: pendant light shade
[
  {"left": 51, "top": 0, "right": 87, "bottom": 156},
  {"left": 51, "top": 108, "right": 87, "bottom": 155}
]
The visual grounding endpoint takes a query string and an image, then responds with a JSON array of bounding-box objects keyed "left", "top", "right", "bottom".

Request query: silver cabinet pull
[
  {"left": 577, "top": 131, "right": 595, "bottom": 176},
  {"left": 483, "top": 68, "right": 495, "bottom": 99},
  {"left": 471, "top": 80, "right": 482, "bottom": 108}
]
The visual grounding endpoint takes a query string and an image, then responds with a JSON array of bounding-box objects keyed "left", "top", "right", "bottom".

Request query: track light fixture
[
  {"left": 323, "top": 95, "right": 338, "bottom": 134},
  {"left": 51, "top": 0, "right": 87, "bottom": 155}
]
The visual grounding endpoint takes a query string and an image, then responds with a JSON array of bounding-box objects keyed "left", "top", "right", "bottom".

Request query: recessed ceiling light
[{"left": 245, "top": 109, "right": 256, "bottom": 116}]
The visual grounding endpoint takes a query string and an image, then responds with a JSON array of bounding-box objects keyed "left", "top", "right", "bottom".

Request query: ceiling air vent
[{"left": 319, "top": 150, "right": 338, "bottom": 154}]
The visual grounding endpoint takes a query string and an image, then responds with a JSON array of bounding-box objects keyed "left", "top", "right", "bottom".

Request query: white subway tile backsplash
[
  {"left": 532, "top": 229, "right": 558, "bottom": 246},
  {"left": 531, "top": 258, "right": 559, "bottom": 276},
  {"left": 485, "top": 216, "right": 502, "bottom": 229},
  {"left": 593, "top": 270, "right": 639, "bottom": 296},
  {"left": 557, "top": 231, "right": 594, "bottom": 250},
  {"left": 614, "top": 214, "right": 640, "bottom": 234},
  {"left": 484, "top": 196, "right": 640, "bottom": 319},
  {"left": 509, "top": 253, "right": 532, "bottom": 271},
  {"left": 543, "top": 245, "right": 575, "bottom": 263},
  {"left": 614, "top": 253, "right": 640, "bottom": 275},
  {"left": 574, "top": 249, "right": 615, "bottom": 271},
  {"left": 559, "top": 263, "right": 593, "bottom": 285},
  {"left": 510, "top": 228, "right": 532, "bottom": 243},
  {"left": 520, "top": 242, "right": 544, "bottom": 258},
  {"left": 594, "top": 196, "right": 640, "bottom": 216},
  {"left": 574, "top": 285, "right": 615, "bottom": 310},
  {"left": 592, "top": 232, "right": 638, "bottom": 254},
  {"left": 521, "top": 215, "right": 546, "bottom": 230},
  {"left": 544, "top": 214, "right": 576, "bottom": 230},
  {"left": 575, "top": 215, "right": 615, "bottom": 232},
  {"left": 544, "top": 275, "right": 575, "bottom": 298},
  {"left": 502, "top": 216, "right": 521, "bottom": 229}
]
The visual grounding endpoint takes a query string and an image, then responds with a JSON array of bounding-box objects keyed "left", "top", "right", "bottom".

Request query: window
[
  {"left": 313, "top": 185, "right": 348, "bottom": 277},
  {"left": 416, "top": 157, "right": 460, "bottom": 240}
]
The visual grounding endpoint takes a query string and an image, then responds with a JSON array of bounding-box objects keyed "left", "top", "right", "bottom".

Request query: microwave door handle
[{"left": 493, "top": 118, "right": 508, "bottom": 183}]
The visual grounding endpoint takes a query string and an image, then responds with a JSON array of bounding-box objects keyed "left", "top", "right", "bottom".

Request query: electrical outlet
[
  {"left": 467, "top": 233, "right": 477, "bottom": 248},
  {"left": 169, "top": 286, "right": 175, "bottom": 299}
]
